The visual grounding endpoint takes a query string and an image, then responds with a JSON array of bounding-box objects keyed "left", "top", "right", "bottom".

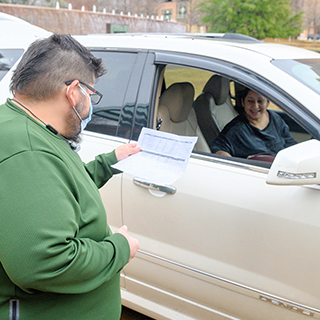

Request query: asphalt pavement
[{"left": 121, "top": 306, "right": 154, "bottom": 320}]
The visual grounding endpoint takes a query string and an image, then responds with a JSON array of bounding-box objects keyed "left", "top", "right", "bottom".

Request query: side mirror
[{"left": 266, "top": 139, "right": 320, "bottom": 185}]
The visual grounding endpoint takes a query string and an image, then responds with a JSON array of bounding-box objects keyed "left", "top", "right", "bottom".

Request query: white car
[
  {"left": 67, "top": 33, "right": 320, "bottom": 320},
  {"left": 3, "top": 31, "right": 320, "bottom": 319},
  {"left": 74, "top": 33, "right": 320, "bottom": 320},
  {"left": 0, "top": 12, "right": 51, "bottom": 103}
]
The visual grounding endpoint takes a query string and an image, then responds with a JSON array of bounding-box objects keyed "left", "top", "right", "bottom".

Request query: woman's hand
[
  {"left": 216, "top": 150, "right": 232, "bottom": 157},
  {"left": 115, "top": 142, "right": 141, "bottom": 161}
]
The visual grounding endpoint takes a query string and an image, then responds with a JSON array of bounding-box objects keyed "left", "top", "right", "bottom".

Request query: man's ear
[{"left": 65, "top": 80, "right": 79, "bottom": 107}]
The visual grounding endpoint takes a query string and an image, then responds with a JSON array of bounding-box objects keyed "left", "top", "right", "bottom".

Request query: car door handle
[{"left": 133, "top": 177, "right": 177, "bottom": 195}]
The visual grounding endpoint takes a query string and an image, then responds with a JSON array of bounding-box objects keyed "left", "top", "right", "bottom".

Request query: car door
[{"left": 121, "top": 52, "right": 320, "bottom": 319}]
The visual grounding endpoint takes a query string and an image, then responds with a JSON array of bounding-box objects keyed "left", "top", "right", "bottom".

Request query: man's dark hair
[{"left": 10, "top": 34, "right": 106, "bottom": 100}]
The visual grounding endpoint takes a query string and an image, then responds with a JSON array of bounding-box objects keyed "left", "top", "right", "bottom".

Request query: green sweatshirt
[{"left": 0, "top": 99, "right": 130, "bottom": 320}]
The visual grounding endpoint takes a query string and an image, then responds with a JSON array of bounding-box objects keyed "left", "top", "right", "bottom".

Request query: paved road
[{"left": 121, "top": 306, "right": 154, "bottom": 320}]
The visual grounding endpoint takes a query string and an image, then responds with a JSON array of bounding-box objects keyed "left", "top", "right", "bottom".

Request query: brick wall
[{"left": 0, "top": 3, "right": 186, "bottom": 34}]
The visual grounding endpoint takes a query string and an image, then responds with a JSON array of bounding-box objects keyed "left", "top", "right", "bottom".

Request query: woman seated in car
[{"left": 210, "top": 88, "right": 297, "bottom": 160}]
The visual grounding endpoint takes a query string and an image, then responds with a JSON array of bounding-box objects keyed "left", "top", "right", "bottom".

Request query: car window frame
[
  {"left": 130, "top": 52, "right": 156, "bottom": 141},
  {"left": 144, "top": 50, "right": 320, "bottom": 170},
  {"left": 152, "top": 50, "right": 320, "bottom": 141}
]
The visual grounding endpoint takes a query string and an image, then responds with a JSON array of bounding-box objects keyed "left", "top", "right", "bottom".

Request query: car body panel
[
  {"left": 79, "top": 129, "right": 320, "bottom": 319},
  {"left": 124, "top": 151, "right": 320, "bottom": 308},
  {"left": 0, "top": 12, "right": 50, "bottom": 44}
]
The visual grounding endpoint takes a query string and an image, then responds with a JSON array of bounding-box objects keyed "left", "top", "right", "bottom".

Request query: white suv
[
  {"left": 72, "top": 33, "right": 320, "bottom": 320},
  {"left": 3, "top": 31, "right": 320, "bottom": 320}
]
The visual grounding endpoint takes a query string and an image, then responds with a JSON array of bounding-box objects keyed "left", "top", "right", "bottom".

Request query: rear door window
[{"left": 85, "top": 51, "right": 138, "bottom": 138}]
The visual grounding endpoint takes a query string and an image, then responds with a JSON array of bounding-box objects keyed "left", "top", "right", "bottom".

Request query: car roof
[
  {"left": 0, "top": 12, "right": 51, "bottom": 48},
  {"left": 74, "top": 33, "right": 320, "bottom": 61},
  {"left": 74, "top": 33, "right": 320, "bottom": 120}
]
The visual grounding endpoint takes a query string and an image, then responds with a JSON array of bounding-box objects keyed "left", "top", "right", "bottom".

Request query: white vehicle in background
[{"left": 0, "top": 12, "right": 50, "bottom": 103}]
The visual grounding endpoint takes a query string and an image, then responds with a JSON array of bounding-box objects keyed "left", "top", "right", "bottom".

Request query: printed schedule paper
[{"left": 112, "top": 128, "right": 198, "bottom": 184}]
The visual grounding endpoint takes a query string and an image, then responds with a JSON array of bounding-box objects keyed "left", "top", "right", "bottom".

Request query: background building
[{"left": 157, "top": 0, "right": 205, "bottom": 33}]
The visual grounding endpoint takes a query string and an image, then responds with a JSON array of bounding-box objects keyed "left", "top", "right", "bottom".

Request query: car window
[
  {"left": 85, "top": 51, "right": 138, "bottom": 137},
  {"left": 269, "top": 109, "right": 311, "bottom": 143},
  {"left": 0, "top": 49, "right": 23, "bottom": 81},
  {"left": 156, "top": 63, "right": 312, "bottom": 164},
  {"left": 272, "top": 59, "right": 320, "bottom": 96},
  {"left": 164, "top": 65, "right": 212, "bottom": 97},
  {"left": 156, "top": 65, "right": 216, "bottom": 153}
]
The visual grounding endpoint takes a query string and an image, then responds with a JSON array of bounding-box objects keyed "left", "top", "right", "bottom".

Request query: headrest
[
  {"left": 159, "top": 82, "right": 195, "bottom": 123},
  {"left": 203, "top": 75, "right": 230, "bottom": 105}
]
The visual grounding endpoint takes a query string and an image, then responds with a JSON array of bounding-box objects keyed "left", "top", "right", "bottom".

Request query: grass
[{"left": 164, "top": 66, "right": 213, "bottom": 97}]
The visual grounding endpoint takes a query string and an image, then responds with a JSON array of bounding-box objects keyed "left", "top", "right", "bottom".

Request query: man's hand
[
  {"left": 115, "top": 225, "right": 139, "bottom": 263},
  {"left": 115, "top": 143, "right": 141, "bottom": 161}
]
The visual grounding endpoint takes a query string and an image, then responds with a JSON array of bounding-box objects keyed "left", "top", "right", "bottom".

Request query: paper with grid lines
[{"left": 112, "top": 128, "right": 197, "bottom": 184}]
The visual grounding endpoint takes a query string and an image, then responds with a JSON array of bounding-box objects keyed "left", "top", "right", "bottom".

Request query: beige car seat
[
  {"left": 157, "top": 82, "right": 210, "bottom": 152},
  {"left": 193, "top": 75, "right": 238, "bottom": 146}
]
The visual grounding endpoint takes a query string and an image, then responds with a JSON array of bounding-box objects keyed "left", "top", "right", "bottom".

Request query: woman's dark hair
[
  {"left": 234, "top": 86, "right": 251, "bottom": 114},
  {"left": 10, "top": 34, "right": 106, "bottom": 100},
  {"left": 238, "top": 87, "right": 252, "bottom": 104}
]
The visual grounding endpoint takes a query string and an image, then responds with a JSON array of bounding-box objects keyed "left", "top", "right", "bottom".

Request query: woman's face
[{"left": 242, "top": 90, "right": 269, "bottom": 122}]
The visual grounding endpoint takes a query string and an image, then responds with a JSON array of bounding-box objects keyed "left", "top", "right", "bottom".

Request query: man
[{"left": 0, "top": 34, "right": 140, "bottom": 320}]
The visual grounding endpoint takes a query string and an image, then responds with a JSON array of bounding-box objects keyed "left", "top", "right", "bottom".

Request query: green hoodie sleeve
[
  {"left": 84, "top": 150, "right": 122, "bottom": 188},
  {"left": 0, "top": 150, "right": 130, "bottom": 295}
]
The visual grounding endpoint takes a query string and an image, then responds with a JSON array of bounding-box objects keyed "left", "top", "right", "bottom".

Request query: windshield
[
  {"left": 0, "top": 49, "right": 23, "bottom": 81},
  {"left": 272, "top": 58, "right": 320, "bottom": 95}
]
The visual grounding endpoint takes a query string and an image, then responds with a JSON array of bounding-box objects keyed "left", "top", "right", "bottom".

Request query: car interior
[
  {"left": 157, "top": 81, "right": 210, "bottom": 152},
  {"left": 155, "top": 64, "right": 312, "bottom": 163},
  {"left": 86, "top": 55, "right": 312, "bottom": 165},
  {"left": 193, "top": 74, "right": 239, "bottom": 146}
]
